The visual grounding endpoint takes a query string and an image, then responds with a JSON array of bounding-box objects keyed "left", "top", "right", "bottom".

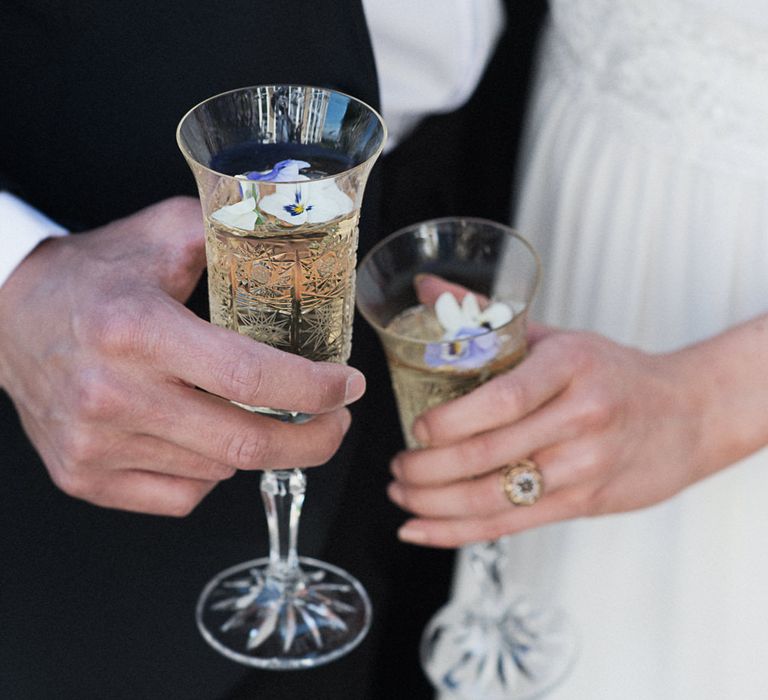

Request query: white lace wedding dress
[{"left": 448, "top": 1, "right": 768, "bottom": 698}]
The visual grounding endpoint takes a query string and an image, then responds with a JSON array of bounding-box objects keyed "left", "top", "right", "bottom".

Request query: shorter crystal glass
[{"left": 356, "top": 218, "right": 576, "bottom": 699}]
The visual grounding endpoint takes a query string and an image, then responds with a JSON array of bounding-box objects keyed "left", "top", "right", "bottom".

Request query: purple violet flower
[
  {"left": 423, "top": 292, "right": 513, "bottom": 370},
  {"left": 243, "top": 159, "right": 310, "bottom": 182},
  {"left": 424, "top": 326, "right": 501, "bottom": 369}
]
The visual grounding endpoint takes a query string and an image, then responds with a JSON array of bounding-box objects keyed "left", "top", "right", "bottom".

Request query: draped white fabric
[{"left": 447, "top": 1, "right": 768, "bottom": 697}]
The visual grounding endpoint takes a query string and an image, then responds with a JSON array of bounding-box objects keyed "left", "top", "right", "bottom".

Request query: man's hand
[{"left": 0, "top": 197, "right": 364, "bottom": 516}]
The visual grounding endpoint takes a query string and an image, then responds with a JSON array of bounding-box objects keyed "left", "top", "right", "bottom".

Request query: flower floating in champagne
[
  {"left": 210, "top": 196, "right": 262, "bottom": 230},
  {"left": 258, "top": 180, "right": 353, "bottom": 227},
  {"left": 424, "top": 291, "right": 515, "bottom": 369},
  {"left": 243, "top": 159, "right": 310, "bottom": 183},
  {"left": 211, "top": 159, "right": 353, "bottom": 230}
]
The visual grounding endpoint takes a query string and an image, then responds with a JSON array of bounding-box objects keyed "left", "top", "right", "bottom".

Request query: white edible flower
[
  {"left": 210, "top": 196, "right": 259, "bottom": 230},
  {"left": 258, "top": 180, "right": 354, "bottom": 226},
  {"left": 434, "top": 292, "right": 514, "bottom": 336},
  {"left": 209, "top": 159, "right": 353, "bottom": 230}
]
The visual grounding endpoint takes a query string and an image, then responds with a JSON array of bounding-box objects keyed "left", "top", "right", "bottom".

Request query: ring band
[{"left": 501, "top": 459, "right": 543, "bottom": 506}]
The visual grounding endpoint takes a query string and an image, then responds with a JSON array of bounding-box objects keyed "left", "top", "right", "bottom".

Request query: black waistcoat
[{"left": 0, "top": 1, "right": 545, "bottom": 697}]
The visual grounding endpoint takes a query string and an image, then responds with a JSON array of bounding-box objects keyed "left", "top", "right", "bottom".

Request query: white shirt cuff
[{"left": 0, "top": 191, "right": 68, "bottom": 288}]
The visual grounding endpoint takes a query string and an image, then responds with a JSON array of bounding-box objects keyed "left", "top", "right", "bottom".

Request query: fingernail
[
  {"left": 412, "top": 418, "right": 430, "bottom": 447},
  {"left": 345, "top": 371, "right": 366, "bottom": 404},
  {"left": 390, "top": 457, "right": 403, "bottom": 478},
  {"left": 398, "top": 524, "right": 428, "bottom": 544}
]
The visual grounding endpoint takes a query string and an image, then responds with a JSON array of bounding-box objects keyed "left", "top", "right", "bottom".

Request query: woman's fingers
[
  {"left": 395, "top": 442, "right": 609, "bottom": 548},
  {"left": 389, "top": 435, "right": 604, "bottom": 519},
  {"left": 413, "top": 273, "right": 489, "bottom": 307},
  {"left": 394, "top": 388, "right": 606, "bottom": 487},
  {"left": 388, "top": 467, "right": 516, "bottom": 519},
  {"left": 395, "top": 486, "right": 593, "bottom": 548},
  {"left": 526, "top": 320, "right": 556, "bottom": 344},
  {"left": 411, "top": 334, "right": 579, "bottom": 447},
  {"left": 385, "top": 330, "right": 716, "bottom": 548}
]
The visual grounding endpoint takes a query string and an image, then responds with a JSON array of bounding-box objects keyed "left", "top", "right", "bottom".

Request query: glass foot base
[
  {"left": 421, "top": 590, "right": 577, "bottom": 699},
  {"left": 196, "top": 556, "right": 371, "bottom": 670}
]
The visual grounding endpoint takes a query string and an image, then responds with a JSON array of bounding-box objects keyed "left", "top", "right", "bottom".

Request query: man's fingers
[
  {"left": 92, "top": 433, "right": 237, "bottom": 481},
  {"left": 80, "top": 469, "right": 218, "bottom": 517},
  {"left": 144, "top": 197, "right": 208, "bottom": 302},
  {"left": 149, "top": 304, "right": 365, "bottom": 414},
  {"left": 141, "top": 385, "right": 353, "bottom": 470},
  {"left": 89, "top": 196, "right": 208, "bottom": 303}
]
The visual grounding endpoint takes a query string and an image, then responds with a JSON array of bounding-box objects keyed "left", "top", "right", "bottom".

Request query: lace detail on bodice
[{"left": 543, "top": 0, "right": 768, "bottom": 172}]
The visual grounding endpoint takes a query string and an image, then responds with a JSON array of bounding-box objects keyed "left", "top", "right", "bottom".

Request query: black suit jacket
[{"left": 0, "top": 1, "right": 546, "bottom": 698}]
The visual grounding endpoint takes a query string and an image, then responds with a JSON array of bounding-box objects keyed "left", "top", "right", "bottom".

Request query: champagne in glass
[
  {"left": 357, "top": 218, "right": 576, "bottom": 699},
  {"left": 203, "top": 145, "right": 362, "bottom": 364},
  {"left": 177, "top": 85, "right": 385, "bottom": 669},
  {"left": 383, "top": 302, "right": 527, "bottom": 447},
  {"left": 205, "top": 210, "right": 358, "bottom": 363}
]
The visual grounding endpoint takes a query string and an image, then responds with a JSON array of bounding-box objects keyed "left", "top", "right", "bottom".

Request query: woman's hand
[{"left": 387, "top": 319, "right": 767, "bottom": 548}]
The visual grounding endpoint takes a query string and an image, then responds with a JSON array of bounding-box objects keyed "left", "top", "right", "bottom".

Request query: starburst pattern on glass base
[
  {"left": 421, "top": 593, "right": 576, "bottom": 700},
  {"left": 212, "top": 567, "right": 355, "bottom": 653},
  {"left": 196, "top": 557, "right": 372, "bottom": 669}
]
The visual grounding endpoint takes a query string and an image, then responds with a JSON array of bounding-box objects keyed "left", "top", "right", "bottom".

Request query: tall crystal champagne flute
[
  {"left": 177, "top": 85, "right": 385, "bottom": 669},
  {"left": 356, "top": 218, "right": 576, "bottom": 698}
]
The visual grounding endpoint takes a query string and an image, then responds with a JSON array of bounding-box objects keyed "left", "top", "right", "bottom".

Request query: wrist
[
  {"left": 663, "top": 317, "right": 768, "bottom": 481},
  {"left": 658, "top": 347, "right": 720, "bottom": 483},
  {"left": 0, "top": 235, "right": 69, "bottom": 390}
]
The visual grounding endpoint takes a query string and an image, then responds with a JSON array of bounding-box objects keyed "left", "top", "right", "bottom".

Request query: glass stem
[
  {"left": 260, "top": 468, "right": 306, "bottom": 582},
  {"left": 467, "top": 540, "right": 505, "bottom": 599}
]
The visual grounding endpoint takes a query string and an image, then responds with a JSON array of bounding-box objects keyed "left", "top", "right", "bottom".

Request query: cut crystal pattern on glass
[
  {"left": 197, "top": 557, "right": 372, "bottom": 668},
  {"left": 357, "top": 218, "right": 575, "bottom": 698},
  {"left": 209, "top": 570, "right": 354, "bottom": 651},
  {"left": 205, "top": 214, "right": 357, "bottom": 363},
  {"left": 422, "top": 588, "right": 576, "bottom": 700},
  {"left": 178, "top": 84, "right": 385, "bottom": 670}
]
